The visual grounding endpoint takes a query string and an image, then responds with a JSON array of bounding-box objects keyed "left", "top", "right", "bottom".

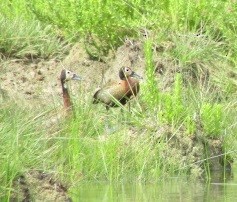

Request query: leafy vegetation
[
  {"left": 0, "top": 0, "right": 237, "bottom": 200},
  {"left": 0, "top": 15, "right": 70, "bottom": 59}
]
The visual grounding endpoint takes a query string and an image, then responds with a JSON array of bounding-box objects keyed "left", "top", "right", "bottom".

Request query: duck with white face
[
  {"left": 93, "top": 66, "right": 143, "bottom": 110},
  {"left": 60, "top": 69, "right": 82, "bottom": 111},
  {"left": 61, "top": 69, "right": 82, "bottom": 84}
]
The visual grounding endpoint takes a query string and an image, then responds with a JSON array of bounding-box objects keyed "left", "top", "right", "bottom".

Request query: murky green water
[{"left": 71, "top": 170, "right": 237, "bottom": 202}]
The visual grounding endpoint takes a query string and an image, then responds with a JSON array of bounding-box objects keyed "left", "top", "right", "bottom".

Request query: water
[{"left": 71, "top": 170, "right": 237, "bottom": 202}]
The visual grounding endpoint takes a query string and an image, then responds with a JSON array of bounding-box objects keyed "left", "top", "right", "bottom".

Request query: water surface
[{"left": 71, "top": 169, "right": 237, "bottom": 202}]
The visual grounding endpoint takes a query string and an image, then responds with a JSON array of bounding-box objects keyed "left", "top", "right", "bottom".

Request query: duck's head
[
  {"left": 60, "top": 69, "right": 82, "bottom": 83},
  {"left": 119, "top": 67, "right": 143, "bottom": 80}
]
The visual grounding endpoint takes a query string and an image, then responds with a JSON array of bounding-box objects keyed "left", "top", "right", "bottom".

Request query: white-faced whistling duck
[
  {"left": 60, "top": 69, "right": 82, "bottom": 112},
  {"left": 93, "top": 67, "right": 143, "bottom": 110}
]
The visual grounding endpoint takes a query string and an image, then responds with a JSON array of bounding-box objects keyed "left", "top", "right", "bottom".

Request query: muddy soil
[
  {"left": 0, "top": 37, "right": 194, "bottom": 106},
  {"left": 11, "top": 170, "right": 71, "bottom": 202}
]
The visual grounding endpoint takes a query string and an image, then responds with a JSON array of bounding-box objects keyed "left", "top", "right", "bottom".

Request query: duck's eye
[
  {"left": 126, "top": 68, "right": 129, "bottom": 72},
  {"left": 67, "top": 71, "right": 70, "bottom": 74}
]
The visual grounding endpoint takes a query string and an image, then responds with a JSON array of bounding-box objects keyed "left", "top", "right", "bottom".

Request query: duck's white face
[
  {"left": 65, "top": 70, "right": 75, "bottom": 81},
  {"left": 120, "top": 67, "right": 143, "bottom": 80},
  {"left": 123, "top": 67, "right": 133, "bottom": 77},
  {"left": 61, "top": 69, "right": 82, "bottom": 82}
]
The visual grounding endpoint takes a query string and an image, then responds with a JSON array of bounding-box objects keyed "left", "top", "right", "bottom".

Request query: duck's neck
[
  {"left": 123, "top": 77, "right": 139, "bottom": 96},
  {"left": 123, "top": 76, "right": 135, "bottom": 86},
  {"left": 61, "top": 80, "right": 72, "bottom": 110}
]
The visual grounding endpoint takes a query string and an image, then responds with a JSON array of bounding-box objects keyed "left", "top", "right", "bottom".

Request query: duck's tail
[{"left": 92, "top": 89, "right": 100, "bottom": 104}]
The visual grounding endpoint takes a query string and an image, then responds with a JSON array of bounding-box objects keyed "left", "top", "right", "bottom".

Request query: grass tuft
[{"left": 0, "top": 14, "right": 70, "bottom": 59}]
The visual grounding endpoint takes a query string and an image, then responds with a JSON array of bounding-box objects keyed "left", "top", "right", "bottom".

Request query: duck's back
[
  {"left": 93, "top": 81, "right": 125, "bottom": 106},
  {"left": 93, "top": 78, "right": 139, "bottom": 107}
]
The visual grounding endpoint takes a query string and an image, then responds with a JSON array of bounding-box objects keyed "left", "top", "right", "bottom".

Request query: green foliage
[
  {"left": 0, "top": 0, "right": 237, "bottom": 199},
  {"left": 161, "top": 74, "right": 186, "bottom": 124},
  {"left": 184, "top": 116, "right": 196, "bottom": 135},
  {"left": 0, "top": 103, "right": 54, "bottom": 197},
  {"left": 0, "top": 84, "right": 236, "bottom": 199},
  {"left": 170, "top": 32, "right": 225, "bottom": 66},
  {"left": 24, "top": 0, "right": 237, "bottom": 57},
  {"left": 0, "top": 15, "right": 70, "bottom": 59},
  {"left": 143, "top": 39, "right": 160, "bottom": 106},
  {"left": 1, "top": 0, "right": 237, "bottom": 61},
  {"left": 200, "top": 103, "right": 225, "bottom": 137},
  {"left": 28, "top": 0, "right": 142, "bottom": 52}
]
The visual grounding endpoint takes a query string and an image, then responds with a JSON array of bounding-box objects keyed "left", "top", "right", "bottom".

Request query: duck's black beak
[
  {"left": 131, "top": 71, "right": 143, "bottom": 79},
  {"left": 72, "top": 73, "right": 82, "bottom": 81}
]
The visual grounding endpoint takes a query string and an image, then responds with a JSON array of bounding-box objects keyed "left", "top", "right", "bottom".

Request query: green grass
[
  {"left": 0, "top": 102, "right": 53, "bottom": 198},
  {"left": 0, "top": 0, "right": 237, "bottom": 200},
  {"left": 1, "top": 76, "right": 236, "bottom": 198},
  {"left": 1, "top": 1, "right": 237, "bottom": 62},
  {"left": 0, "top": 14, "right": 70, "bottom": 59}
]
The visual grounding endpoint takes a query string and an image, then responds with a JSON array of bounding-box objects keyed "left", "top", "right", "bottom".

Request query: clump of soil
[
  {"left": 162, "top": 129, "right": 230, "bottom": 177},
  {"left": 0, "top": 59, "right": 61, "bottom": 107},
  {"left": 11, "top": 170, "right": 71, "bottom": 202},
  {"left": 125, "top": 124, "right": 230, "bottom": 179}
]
